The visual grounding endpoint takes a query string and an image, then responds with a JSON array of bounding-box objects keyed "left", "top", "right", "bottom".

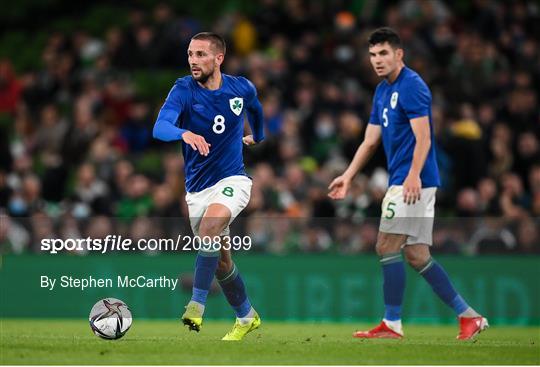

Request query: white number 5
[
  {"left": 382, "top": 108, "right": 389, "bottom": 127},
  {"left": 213, "top": 115, "right": 225, "bottom": 134}
]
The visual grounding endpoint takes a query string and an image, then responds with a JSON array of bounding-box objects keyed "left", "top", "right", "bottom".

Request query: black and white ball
[{"left": 89, "top": 298, "right": 132, "bottom": 340}]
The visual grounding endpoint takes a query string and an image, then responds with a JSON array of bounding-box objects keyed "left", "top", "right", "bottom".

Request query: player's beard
[{"left": 191, "top": 66, "right": 213, "bottom": 84}]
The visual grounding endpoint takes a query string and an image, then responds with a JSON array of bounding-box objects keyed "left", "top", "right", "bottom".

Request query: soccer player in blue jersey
[
  {"left": 329, "top": 28, "right": 488, "bottom": 340},
  {"left": 153, "top": 32, "right": 263, "bottom": 341}
]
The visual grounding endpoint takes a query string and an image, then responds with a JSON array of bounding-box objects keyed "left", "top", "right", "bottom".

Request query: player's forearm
[
  {"left": 408, "top": 137, "right": 431, "bottom": 176},
  {"left": 343, "top": 142, "right": 377, "bottom": 179},
  {"left": 246, "top": 100, "right": 265, "bottom": 143},
  {"left": 153, "top": 107, "right": 186, "bottom": 142},
  {"left": 153, "top": 118, "right": 187, "bottom": 142}
]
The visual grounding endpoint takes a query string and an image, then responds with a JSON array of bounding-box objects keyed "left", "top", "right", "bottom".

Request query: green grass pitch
[{"left": 1, "top": 319, "right": 539, "bottom": 365}]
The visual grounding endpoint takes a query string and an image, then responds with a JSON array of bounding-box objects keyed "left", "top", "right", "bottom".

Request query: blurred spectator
[
  {"left": 58, "top": 214, "right": 85, "bottom": 255},
  {"left": 72, "top": 163, "right": 110, "bottom": 216},
  {"left": 63, "top": 94, "right": 100, "bottom": 164},
  {"left": 262, "top": 91, "right": 284, "bottom": 135},
  {"left": 110, "top": 159, "right": 134, "bottom": 201},
  {"left": 0, "top": 210, "right": 30, "bottom": 254},
  {"left": 116, "top": 174, "right": 153, "bottom": 219},
  {"left": 73, "top": 31, "right": 105, "bottom": 67},
  {"left": 8, "top": 175, "right": 45, "bottom": 217},
  {"left": 0, "top": 170, "right": 12, "bottom": 208},
  {"left": 456, "top": 188, "right": 480, "bottom": 217},
  {"left": 517, "top": 218, "right": 540, "bottom": 254},
  {"left": 446, "top": 104, "right": 485, "bottom": 189},
  {"left": 338, "top": 111, "right": 364, "bottom": 162},
  {"left": 121, "top": 99, "right": 152, "bottom": 153},
  {"left": 514, "top": 132, "right": 540, "bottom": 191},
  {"left": 499, "top": 173, "right": 529, "bottom": 219},
  {"left": 311, "top": 111, "right": 338, "bottom": 163},
  {"left": 130, "top": 24, "right": 161, "bottom": 69},
  {"left": 30, "top": 211, "right": 55, "bottom": 252},
  {"left": 85, "top": 216, "right": 114, "bottom": 240},
  {"left": 299, "top": 226, "right": 332, "bottom": 253},
  {"left": 0, "top": 59, "right": 23, "bottom": 115},
  {"left": 470, "top": 218, "right": 517, "bottom": 254},
  {"left": 529, "top": 165, "right": 540, "bottom": 217},
  {"left": 488, "top": 123, "right": 513, "bottom": 180},
  {"left": 34, "top": 104, "right": 69, "bottom": 202},
  {"left": 477, "top": 177, "right": 500, "bottom": 215}
]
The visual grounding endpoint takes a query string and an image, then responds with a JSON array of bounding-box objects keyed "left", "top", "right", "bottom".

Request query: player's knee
[
  {"left": 404, "top": 250, "right": 430, "bottom": 270},
  {"left": 216, "top": 259, "right": 232, "bottom": 276},
  {"left": 198, "top": 218, "right": 226, "bottom": 238},
  {"left": 375, "top": 241, "right": 397, "bottom": 256},
  {"left": 375, "top": 242, "right": 386, "bottom": 256},
  {"left": 376, "top": 236, "right": 399, "bottom": 256}
]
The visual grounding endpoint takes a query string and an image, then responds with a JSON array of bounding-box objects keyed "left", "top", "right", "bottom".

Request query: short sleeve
[
  {"left": 400, "top": 78, "right": 431, "bottom": 120},
  {"left": 368, "top": 87, "right": 380, "bottom": 125}
]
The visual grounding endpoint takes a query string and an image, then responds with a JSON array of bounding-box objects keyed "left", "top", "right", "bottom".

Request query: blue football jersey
[
  {"left": 153, "top": 74, "right": 264, "bottom": 193},
  {"left": 369, "top": 66, "right": 440, "bottom": 188}
]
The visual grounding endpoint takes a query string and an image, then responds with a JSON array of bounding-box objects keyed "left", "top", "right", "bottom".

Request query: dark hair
[
  {"left": 368, "top": 27, "right": 402, "bottom": 48},
  {"left": 191, "top": 32, "right": 226, "bottom": 54}
]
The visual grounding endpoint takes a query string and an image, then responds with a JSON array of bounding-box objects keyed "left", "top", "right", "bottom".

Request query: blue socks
[
  {"left": 191, "top": 252, "right": 220, "bottom": 305},
  {"left": 417, "top": 257, "right": 469, "bottom": 315},
  {"left": 380, "top": 252, "right": 406, "bottom": 321},
  {"left": 379, "top": 251, "right": 471, "bottom": 321},
  {"left": 191, "top": 252, "right": 252, "bottom": 318},
  {"left": 217, "top": 263, "right": 252, "bottom": 318}
]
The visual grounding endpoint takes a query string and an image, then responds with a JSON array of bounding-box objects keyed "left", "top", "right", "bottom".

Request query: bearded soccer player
[
  {"left": 329, "top": 28, "right": 488, "bottom": 340},
  {"left": 153, "top": 32, "right": 264, "bottom": 341}
]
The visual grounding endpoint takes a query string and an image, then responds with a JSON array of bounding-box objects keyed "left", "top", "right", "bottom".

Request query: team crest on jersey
[
  {"left": 390, "top": 92, "right": 399, "bottom": 109},
  {"left": 229, "top": 97, "right": 243, "bottom": 116}
]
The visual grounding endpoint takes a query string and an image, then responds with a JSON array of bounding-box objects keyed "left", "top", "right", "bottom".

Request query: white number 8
[{"left": 213, "top": 115, "right": 225, "bottom": 134}]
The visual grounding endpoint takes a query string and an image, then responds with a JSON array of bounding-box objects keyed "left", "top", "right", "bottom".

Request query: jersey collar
[
  {"left": 384, "top": 66, "right": 407, "bottom": 86},
  {"left": 192, "top": 74, "right": 227, "bottom": 95}
]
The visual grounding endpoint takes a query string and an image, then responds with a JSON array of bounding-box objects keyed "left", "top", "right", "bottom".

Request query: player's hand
[
  {"left": 242, "top": 135, "right": 256, "bottom": 146},
  {"left": 182, "top": 131, "right": 211, "bottom": 156},
  {"left": 403, "top": 173, "right": 421, "bottom": 205},
  {"left": 328, "top": 175, "right": 351, "bottom": 200}
]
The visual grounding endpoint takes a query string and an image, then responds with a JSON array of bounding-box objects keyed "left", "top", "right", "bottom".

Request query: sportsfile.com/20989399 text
[{"left": 40, "top": 235, "right": 252, "bottom": 254}]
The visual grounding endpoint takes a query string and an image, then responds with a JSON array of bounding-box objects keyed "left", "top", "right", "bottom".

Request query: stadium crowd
[{"left": 0, "top": 0, "right": 539, "bottom": 255}]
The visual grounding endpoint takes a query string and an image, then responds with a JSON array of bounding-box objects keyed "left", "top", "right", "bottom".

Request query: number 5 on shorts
[
  {"left": 385, "top": 201, "right": 396, "bottom": 219},
  {"left": 222, "top": 187, "right": 234, "bottom": 197}
]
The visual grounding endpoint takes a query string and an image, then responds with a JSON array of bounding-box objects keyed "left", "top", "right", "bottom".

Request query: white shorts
[
  {"left": 379, "top": 185, "right": 437, "bottom": 246},
  {"left": 185, "top": 175, "right": 252, "bottom": 237}
]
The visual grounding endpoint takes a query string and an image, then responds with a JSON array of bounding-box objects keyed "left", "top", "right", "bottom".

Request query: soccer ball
[{"left": 89, "top": 298, "right": 132, "bottom": 340}]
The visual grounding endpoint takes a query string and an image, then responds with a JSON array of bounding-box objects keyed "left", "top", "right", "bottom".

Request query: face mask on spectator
[
  {"left": 72, "top": 203, "right": 91, "bottom": 219},
  {"left": 8, "top": 197, "right": 27, "bottom": 215},
  {"left": 335, "top": 45, "right": 354, "bottom": 63},
  {"left": 315, "top": 120, "right": 335, "bottom": 138}
]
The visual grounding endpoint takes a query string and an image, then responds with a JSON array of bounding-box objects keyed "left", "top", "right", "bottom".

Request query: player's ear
[
  {"left": 395, "top": 48, "right": 404, "bottom": 61},
  {"left": 215, "top": 53, "right": 225, "bottom": 66}
]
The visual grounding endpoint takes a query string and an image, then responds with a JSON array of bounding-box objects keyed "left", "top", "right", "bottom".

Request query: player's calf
[
  {"left": 411, "top": 252, "right": 488, "bottom": 339},
  {"left": 181, "top": 204, "right": 231, "bottom": 333}
]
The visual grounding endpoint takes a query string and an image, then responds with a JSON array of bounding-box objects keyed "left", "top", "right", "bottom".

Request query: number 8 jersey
[
  {"left": 368, "top": 66, "right": 440, "bottom": 188},
  {"left": 154, "top": 74, "right": 264, "bottom": 193}
]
